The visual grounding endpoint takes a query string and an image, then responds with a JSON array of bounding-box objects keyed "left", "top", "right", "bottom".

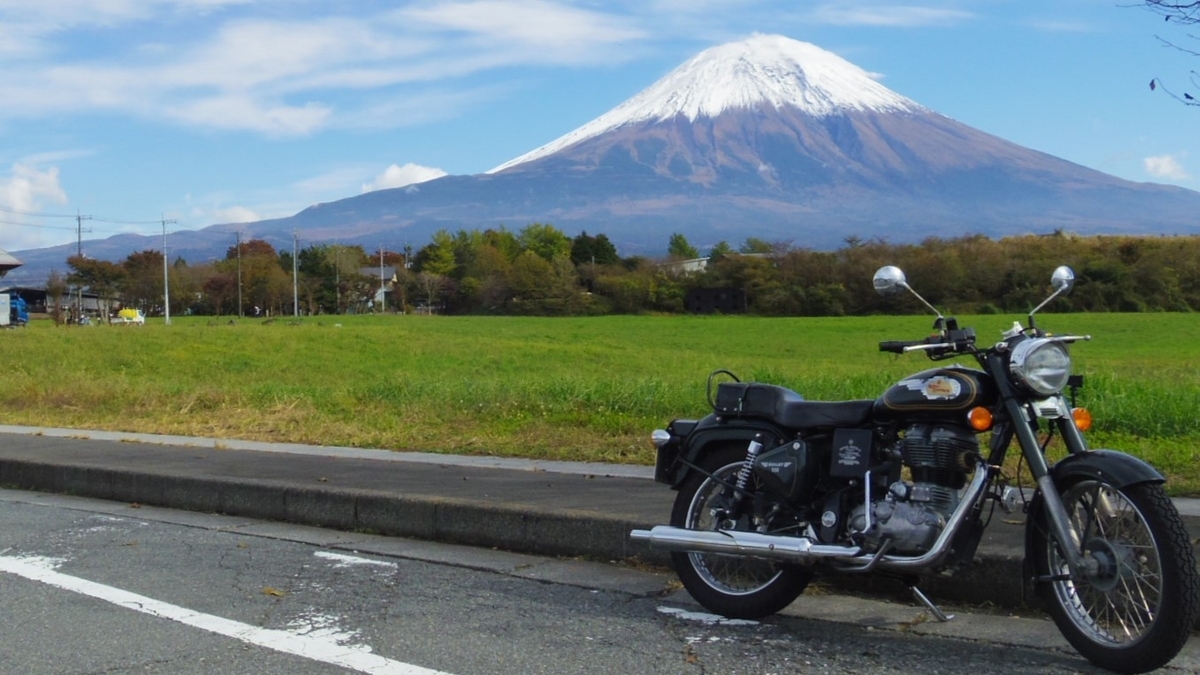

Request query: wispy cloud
[
  {"left": 1144, "top": 154, "right": 1190, "bottom": 180},
  {"left": 809, "top": 4, "right": 973, "bottom": 27},
  {"left": 0, "top": 1, "right": 648, "bottom": 136},
  {"left": 399, "top": 0, "right": 645, "bottom": 60},
  {"left": 212, "top": 205, "right": 261, "bottom": 224}
]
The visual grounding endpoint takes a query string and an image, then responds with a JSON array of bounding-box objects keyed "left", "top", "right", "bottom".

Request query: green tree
[
  {"left": 67, "top": 254, "right": 125, "bottom": 319},
  {"left": 571, "top": 231, "right": 620, "bottom": 266},
  {"left": 709, "top": 241, "right": 734, "bottom": 259},
  {"left": 220, "top": 238, "right": 289, "bottom": 315},
  {"left": 739, "top": 237, "right": 776, "bottom": 254},
  {"left": 46, "top": 269, "right": 68, "bottom": 325},
  {"left": 519, "top": 223, "right": 571, "bottom": 262},
  {"left": 121, "top": 250, "right": 165, "bottom": 313},
  {"left": 668, "top": 233, "right": 699, "bottom": 259},
  {"left": 414, "top": 230, "right": 457, "bottom": 276}
]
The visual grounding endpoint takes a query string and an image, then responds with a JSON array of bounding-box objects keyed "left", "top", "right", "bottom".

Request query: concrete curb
[{"left": 0, "top": 457, "right": 655, "bottom": 563}]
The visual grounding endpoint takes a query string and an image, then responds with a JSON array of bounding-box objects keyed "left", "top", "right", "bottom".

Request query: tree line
[{"left": 56, "top": 225, "right": 1200, "bottom": 319}]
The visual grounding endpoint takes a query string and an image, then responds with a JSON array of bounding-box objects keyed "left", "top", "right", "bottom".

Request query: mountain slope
[{"left": 7, "top": 33, "right": 1200, "bottom": 285}]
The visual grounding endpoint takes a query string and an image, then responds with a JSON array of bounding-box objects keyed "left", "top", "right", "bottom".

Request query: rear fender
[{"left": 659, "top": 414, "right": 789, "bottom": 489}]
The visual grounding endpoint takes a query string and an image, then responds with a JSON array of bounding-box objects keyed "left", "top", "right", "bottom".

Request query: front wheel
[
  {"left": 669, "top": 445, "right": 812, "bottom": 619},
  {"left": 1031, "top": 479, "right": 1200, "bottom": 674}
]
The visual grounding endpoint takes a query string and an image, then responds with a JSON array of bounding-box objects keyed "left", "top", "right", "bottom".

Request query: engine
[{"left": 847, "top": 424, "right": 978, "bottom": 554}]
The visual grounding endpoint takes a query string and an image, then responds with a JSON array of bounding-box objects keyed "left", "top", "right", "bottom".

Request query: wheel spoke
[
  {"left": 1047, "top": 480, "right": 1166, "bottom": 647},
  {"left": 686, "top": 463, "right": 784, "bottom": 595}
]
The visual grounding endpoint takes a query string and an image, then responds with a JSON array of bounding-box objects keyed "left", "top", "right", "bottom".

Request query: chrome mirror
[
  {"left": 1051, "top": 266, "right": 1075, "bottom": 294},
  {"left": 874, "top": 265, "right": 943, "bottom": 319},
  {"left": 1029, "top": 265, "right": 1076, "bottom": 329},
  {"left": 873, "top": 266, "right": 907, "bottom": 296}
]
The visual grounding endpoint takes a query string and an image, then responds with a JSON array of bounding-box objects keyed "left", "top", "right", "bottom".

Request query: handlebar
[
  {"left": 878, "top": 340, "right": 923, "bottom": 354},
  {"left": 880, "top": 326, "right": 977, "bottom": 358}
]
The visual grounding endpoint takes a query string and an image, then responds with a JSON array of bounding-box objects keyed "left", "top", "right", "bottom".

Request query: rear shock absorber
[{"left": 734, "top": 434, "right": 764, "bottom": 492}]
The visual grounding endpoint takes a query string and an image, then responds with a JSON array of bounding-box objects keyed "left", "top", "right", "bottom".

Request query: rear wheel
[
  {"left": 1031, "top": 479, "right": 1200, "bottom": 674},
  {"left": 669, "top": 445, "right": 812, "bottom": 619}
]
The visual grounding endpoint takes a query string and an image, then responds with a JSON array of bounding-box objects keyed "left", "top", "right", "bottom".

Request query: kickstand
[{"left": 909, "top": 583, "right": 955, "bottom": 622}]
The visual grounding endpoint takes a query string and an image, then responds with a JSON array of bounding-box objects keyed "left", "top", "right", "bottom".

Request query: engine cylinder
[{"left": 900, "top": 423, "right": 977, "bottom": 493}]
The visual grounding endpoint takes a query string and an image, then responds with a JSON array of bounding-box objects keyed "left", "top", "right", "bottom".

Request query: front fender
[
  {"left": 1049, "top": 449, "right": 1165, "bottom": 489},
  {"left": 1023, "top": 450, "right": 1164, "bottom": 568},
  {"left": 660, "top": 414, "right": 789, "bottom": 489}
]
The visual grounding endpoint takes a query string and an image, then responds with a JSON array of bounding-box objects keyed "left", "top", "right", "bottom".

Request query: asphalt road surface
[{"left": 0, "top": 488, "right": 1188, "bottom": 674}]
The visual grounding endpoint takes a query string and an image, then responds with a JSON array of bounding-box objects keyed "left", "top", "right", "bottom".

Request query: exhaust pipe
[{"left": 629, "top": 526, "right": 862, "bottom": 563}]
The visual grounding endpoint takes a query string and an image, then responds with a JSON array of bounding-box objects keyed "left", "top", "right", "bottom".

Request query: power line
[
  {"left": 0, "top": 217, "right": 80, "bottom": 231},
  {"left": 0, "top": 205, "right": 81, "bottom": 218},
  {"left": 91, "top": 217, "right": 165, "bottom": 225}
]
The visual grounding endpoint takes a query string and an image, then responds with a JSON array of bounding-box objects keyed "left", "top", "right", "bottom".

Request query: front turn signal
[
  {"left": 967, "top": 406, "right": 993, "bottom": 431},
  {"left": 1072, "top": 407, "right": 1093, "bottom": 432}
]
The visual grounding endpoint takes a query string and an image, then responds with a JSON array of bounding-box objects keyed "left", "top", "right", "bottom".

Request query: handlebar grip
[{"left": 879, "top": 340, "right": 919, "bottom": 354}]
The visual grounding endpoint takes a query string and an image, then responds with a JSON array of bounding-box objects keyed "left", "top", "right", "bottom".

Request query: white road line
[
  {"left": 0, "top": 554, "right": 453, "bottom": 675},
  {"left": 315, "top": 551, "right": 399, "bottom": 569}
]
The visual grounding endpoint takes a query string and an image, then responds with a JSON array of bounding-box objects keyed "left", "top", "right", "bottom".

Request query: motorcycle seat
[{"left": 715, "top": 382, "right": 874, "bottom": 429}]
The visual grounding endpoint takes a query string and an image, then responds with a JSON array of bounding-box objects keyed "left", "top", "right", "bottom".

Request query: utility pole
[
  {"left": 292, "top": 230, "right": 299, "bottom": 317},
  {"left": 162, "top": 215, "right": 177, "bottom": 325},
  {"left": 379, "top": 245, "right": 385, "bottom": 314},
  {"left": 74, "top": 211, "right": 93, "bottom": 323},
  {"left": 75, "top": 212, "right": 93, "bottom": 258},
  {"left": 236, "top": 231, "right": 243, "bottom": 318}
]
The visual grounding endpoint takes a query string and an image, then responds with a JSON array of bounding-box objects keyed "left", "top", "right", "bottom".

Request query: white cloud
[
  {"left": 0, "top": 163, "right": 70, "bottom": 250},
  {"left": 1143, "top": 154, "right": 1189, "bottom": 180},
  {"left": 809, "top": 5, "right": 973, "bottom": 27},
  {"left": 362, "top": 163, "right": 449, "bottom": 193},
  {"left": 399, "top": 0, "right": 645, "bottom": 60},
  {"left": 0, "top": 163, "right": 68, "bottom": 211},
  {"left": 0, "top": 2, "right": 648, "bottom": 135},
  {"left": 165, "top": 95, "right": 332, "bottom": 136},
  {"left": 212, "top": 205, "right": 260, "bottom": 223}
]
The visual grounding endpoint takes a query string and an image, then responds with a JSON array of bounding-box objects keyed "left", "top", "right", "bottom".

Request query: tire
[
  {"left": 669, "top": 445, "right": 813, "bottom": 619},
  {"left": 1031, "top": 479, "right": 1200, "bottom": 674}
]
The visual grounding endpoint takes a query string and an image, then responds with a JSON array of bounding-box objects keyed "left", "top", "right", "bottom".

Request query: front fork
[{"left": 1002, "top": 395, "right": 1091, "bottom": 576}]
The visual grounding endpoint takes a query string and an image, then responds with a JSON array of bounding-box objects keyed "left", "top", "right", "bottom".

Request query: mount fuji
[{"left": 9, "top": 34, "right": 1200, "bottom": 282}]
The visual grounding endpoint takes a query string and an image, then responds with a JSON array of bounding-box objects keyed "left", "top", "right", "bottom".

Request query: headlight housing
[{"left": 1009, "top": 338, "right": 1072, "bottom": 395}]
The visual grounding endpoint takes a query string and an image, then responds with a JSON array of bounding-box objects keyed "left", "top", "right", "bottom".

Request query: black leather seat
[{"left": 716, "top": 382, "right": 873, "bottom": 429}]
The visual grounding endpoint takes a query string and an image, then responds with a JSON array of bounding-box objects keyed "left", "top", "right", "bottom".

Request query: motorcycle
[{"left": 631, "top": 265, "right": 1199, "bottom": 674}]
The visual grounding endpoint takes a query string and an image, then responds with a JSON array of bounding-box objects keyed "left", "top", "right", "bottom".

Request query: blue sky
[{"left": 1, "top": 0, "right": 1197, "bottom": 252}]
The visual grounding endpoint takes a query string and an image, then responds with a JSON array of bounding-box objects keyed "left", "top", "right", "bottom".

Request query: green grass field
[{"left": 2, "top": 311, "right": 1198, "bottom": 494}]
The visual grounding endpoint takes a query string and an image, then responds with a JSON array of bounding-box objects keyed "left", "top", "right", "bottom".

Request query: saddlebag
[{"left": 714, "top": 381, "right": 804, "bottom": 418}]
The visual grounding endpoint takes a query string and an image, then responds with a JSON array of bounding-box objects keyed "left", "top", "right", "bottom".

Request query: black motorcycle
[{"left": 631, "top": 265, "right": 1199, "bottom": 674}]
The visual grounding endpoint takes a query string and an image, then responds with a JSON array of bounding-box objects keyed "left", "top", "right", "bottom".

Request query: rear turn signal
[
  {"left": 967, "top": 406, "right": 993, "bottom": 431},
  {"left": 1072, "top": 407, "right": 1093, "bottom": 432}
]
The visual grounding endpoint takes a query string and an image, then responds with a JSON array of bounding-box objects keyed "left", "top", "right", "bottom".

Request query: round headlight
[{"left": 1009, "top": 338, "right": 1071, "bottom": 395}]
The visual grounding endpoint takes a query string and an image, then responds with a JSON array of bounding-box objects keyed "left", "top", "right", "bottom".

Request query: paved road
[
  {"left": 3, "top": 425, "right": 1199, "bottom": 617},
  {"left": 4, "top": 488, "right": 1199, "bottom": 674}
]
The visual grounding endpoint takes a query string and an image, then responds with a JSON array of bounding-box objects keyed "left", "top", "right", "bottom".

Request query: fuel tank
[{"left": 873, "top": 366, "right": 998, "bottom": 422}]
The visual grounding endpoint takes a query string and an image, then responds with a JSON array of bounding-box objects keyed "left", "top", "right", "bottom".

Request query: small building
[
  {"left": 359, "top": 266, "right": 398, "bottom": 309},
  {"left": 0, "top": 248, "right": 22, "bottom": 276},
  {"left": 685, "top": 287, "right": 747, "bottom": 314}
]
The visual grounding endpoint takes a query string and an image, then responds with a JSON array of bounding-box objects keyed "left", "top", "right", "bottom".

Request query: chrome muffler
[{"left": 629, "top": 526, "right": 862, "bottom": 563}]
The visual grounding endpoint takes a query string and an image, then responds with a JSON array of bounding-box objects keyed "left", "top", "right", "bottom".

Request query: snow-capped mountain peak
[{"left": 489, "top": 34, "right": 921, "bottom": 173}]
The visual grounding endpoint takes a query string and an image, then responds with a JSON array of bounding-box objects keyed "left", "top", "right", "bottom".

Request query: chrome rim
[
  {"left": 685, "top": 462, "right": 784, "bottom": 595},
  {"left": 1047, "top": 480, "right": 1163, "bottom": 646}
]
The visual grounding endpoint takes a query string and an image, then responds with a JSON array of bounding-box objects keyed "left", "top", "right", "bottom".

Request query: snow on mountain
[{"left": 489, "top": 34, "right": 922, "bottom": 173}]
